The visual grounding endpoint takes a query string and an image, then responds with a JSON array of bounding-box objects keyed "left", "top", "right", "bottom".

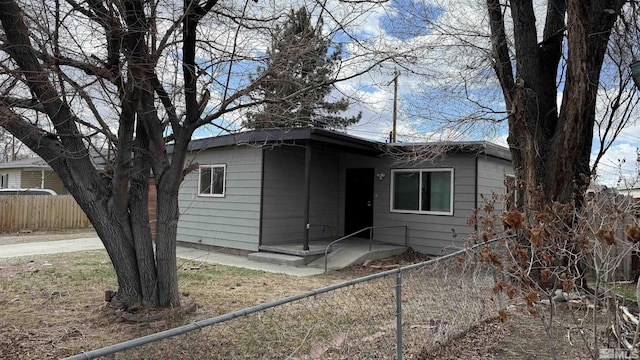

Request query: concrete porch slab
[
  {"left": 260, "top": 238, "right": 408, "bottom": 271},
  {"left": 307, "top": 242, "right": 408, "bottom": 270}
]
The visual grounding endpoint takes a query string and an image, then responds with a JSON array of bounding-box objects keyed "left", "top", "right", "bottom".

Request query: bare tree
[
  {"left": 487, "top": 0, "right": 626, "bottom": 206},
  {"left": 591, "top": 3, "right": 640, "bottom": 178},
  {"left": 0, "top": 0, "right": 394, "bottom": 310}
]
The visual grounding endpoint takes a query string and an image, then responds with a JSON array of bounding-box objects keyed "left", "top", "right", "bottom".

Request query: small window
[
  {"left": 0, "top": 174, "right": 7, "bottom": 188},
  {"left": 504, "top": 175, "right": 518, "bottom": 209},
  {"left": 391, "top": 168, "right": 453, "bottom": 215},
  {"left": 198, "top": 164, "right": 226, "bottom": 197}
]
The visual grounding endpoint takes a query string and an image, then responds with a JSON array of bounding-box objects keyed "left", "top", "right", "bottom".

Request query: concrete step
[{"left": 247, "top": 252, "right": 306, "bottom": 267}]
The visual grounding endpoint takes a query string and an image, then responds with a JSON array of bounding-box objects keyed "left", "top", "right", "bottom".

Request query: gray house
[{"left": 177, "top": 128, "right": 512, "bottom": 255}]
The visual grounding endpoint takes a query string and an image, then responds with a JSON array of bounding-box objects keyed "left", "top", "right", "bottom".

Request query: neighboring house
[
  {"left": 0, "top": 150, "right": 112, "bottom": 193},
  {"left": 0, "top": 151, "right": 158, "bottom": 236},
  {"left": 0, "top": 157, "right": 67, "bottom": 194},
  {"left": 620, "top": 186, "right": 640, "bottom": 201},
  {"left": 177, "top": 128, "right": 513, "bottom": 255}
]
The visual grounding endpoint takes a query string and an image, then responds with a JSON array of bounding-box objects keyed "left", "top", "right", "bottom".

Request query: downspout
[
  {"left": 41, "top": 169, "right": 45, "bottom": 189},
  {"left": 259, "top": 148, "right": 265, "bottom": 248},
  {"left": 303, "top": 143, "right": 311, "bottom": 251},
  {"left": 474, "top": 153, "right": 479, "bottom": 234}
]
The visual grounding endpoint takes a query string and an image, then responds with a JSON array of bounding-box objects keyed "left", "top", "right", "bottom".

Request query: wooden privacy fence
[{"left": 0, "top": 195, "right": 91, "bottom": 232}]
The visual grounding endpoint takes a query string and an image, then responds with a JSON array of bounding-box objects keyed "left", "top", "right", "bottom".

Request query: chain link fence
[{"left": 65, "top": 241, "right": 502, "bottom": 359}]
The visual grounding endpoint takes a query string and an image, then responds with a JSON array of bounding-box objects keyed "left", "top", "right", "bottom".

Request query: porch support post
[{"left": 303, "top": 143, "right": 311, "bottom": 251}]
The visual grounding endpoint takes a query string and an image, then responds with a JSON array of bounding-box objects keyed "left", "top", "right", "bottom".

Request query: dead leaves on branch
[
  {"left": 594, "top": 223, "right": 640, "bottom": 245},
  {"left": 626, "top": 224, "right": 640, "bottom": 243},
  {"left": 501, "top": 210, "right": 524, "bottom": 232},
  {"left": 493, "top": 280, "right": 516, "bottom": 299},
  {"left": 530, "top": 226, "right": 543, "bottom": 247},
  {"left": 596, "top": 226, "right": 616, "bottom": 245},
  {"left": 468, "top": 180, "right": 640, "bottom": 331},
  {"left": 479, "top": 245, "right": 503, "bottom": 271}
]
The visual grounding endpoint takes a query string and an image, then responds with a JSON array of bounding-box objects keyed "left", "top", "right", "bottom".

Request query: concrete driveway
[
  {"left": 0, "top": 235, "right": 324, "bottom": 276},
  {"left": 0, "top": 237, "right": 103, "bottom": 258}
]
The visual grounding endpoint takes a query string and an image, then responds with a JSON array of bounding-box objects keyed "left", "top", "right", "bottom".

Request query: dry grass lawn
[
  {"left": 0, "top": 249, "right": 351, "bottom": 359},
  {"left": 1, "top": 243, "right": 604, "bottom": 359},
  {"left": 1, "top": 244, "right": 503, "bottom": 359}
]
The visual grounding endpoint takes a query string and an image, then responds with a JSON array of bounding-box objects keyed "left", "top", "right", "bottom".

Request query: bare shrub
[{"left": 470, "top": 178, "right": 640, "bottom": 359}]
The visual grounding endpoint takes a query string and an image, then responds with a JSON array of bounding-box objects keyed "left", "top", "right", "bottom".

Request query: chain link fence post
[{"left": 396, "top": 271, "right": 403, "bottom": 360}]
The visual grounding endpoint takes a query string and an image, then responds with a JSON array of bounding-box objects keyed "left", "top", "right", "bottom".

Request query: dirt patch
[
  {"left": 336, "top": 248, "right": 432, "bottom": 278},
  {"left": 0, "top": 228, "right": 97, "bottom": 245}
]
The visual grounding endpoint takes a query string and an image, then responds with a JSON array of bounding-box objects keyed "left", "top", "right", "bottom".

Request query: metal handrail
[{"left": 324, "top": 225, "right": 408, "bottom": 272}]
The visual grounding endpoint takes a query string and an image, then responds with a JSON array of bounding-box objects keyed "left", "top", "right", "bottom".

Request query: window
[
  {"left": 391, "top": 169, "right": 453, "bottom": 215},
  {"left": 0, "top": 174, "right": 8, "bottom": 188},
  {"left": 505, "top": 174, "right": 519, "bottom": 209},
  {"left": 198, "top": 164, "right": 226, "bottom": 197}
]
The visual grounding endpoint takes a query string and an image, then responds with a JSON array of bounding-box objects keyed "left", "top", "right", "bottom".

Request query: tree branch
[
  {"left": 0, "top": 96, "right": 46, "bottom": 112},
  {"left": 486, "top": 0, "right": 515, "bottom": 103}
]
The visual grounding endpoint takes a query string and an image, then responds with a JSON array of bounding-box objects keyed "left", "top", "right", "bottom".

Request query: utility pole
[{"left": 388, "top": 71, "right": 400, "bottom": 143}]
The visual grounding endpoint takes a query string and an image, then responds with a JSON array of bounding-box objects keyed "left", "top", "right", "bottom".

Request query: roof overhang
[
  {"left": 175, "top": 128, "right": 512, "bottom": 162},
  {"left": 382, "top": 141, "right": 511, "bottom": 162},
  {"left": 0, "top": 159, "right": 50, "bottom": 170},
  {"left": 186, "top": 128, "right": 384, "bottom": 156}
]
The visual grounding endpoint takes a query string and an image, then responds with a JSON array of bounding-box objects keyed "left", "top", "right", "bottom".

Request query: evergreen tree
[{"left": 245, "top": 7, "right": 361, "bottom": 130}]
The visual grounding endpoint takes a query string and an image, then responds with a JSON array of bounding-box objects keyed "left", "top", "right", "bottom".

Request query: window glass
[
  {"left": 199, "top": 167, "right": 212, "bottom": 194},
  {"left": 393, "top": 171, "right": 420, "bottom": 211},
  {"left": 211, "top": 166, "right": 225, "bottom": 195},
  {"left": 427, "top": 171, "right": 451, "bottom": 212}
]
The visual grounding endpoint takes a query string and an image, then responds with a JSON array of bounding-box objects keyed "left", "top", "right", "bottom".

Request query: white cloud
[{"left": 592, "top": 142, "right": 639, "bottom": 187}]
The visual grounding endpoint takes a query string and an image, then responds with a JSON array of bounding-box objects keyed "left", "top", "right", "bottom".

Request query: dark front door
[{"left": 345, "top": 168, "right": 374, "bottom": 238}]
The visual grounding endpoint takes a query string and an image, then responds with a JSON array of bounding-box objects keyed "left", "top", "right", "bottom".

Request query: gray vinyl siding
[
  {"left": 339, "top": 153, "right": 479, "bottom": 255},
  {"left": 476, "top": 155, "right": 514, "bottom": 212},
  {"left": 308, "top": 149, "right": 340, "bottom": 239},
  {"left": 261, "top": 147, "right": 304, "bottom": 245},
  {"left": 261, "top": 146, "right": 340, "bottom": 245},
  {"left": 177, "top": 146, "right": 262, "bottom": 251}
]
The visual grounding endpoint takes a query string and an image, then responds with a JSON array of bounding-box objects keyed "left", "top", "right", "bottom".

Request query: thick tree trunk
[
  {"left": 488, "top": 0, "right": 623, "bottom": 208},
  {"left": 82, "top": 202, "right": 143, "bottom": 307},
  {"left": 155, "top": 185, "right": 181, "bottom": 307},
  {"left": 129, "top": 121, "right": 159, "bottom": 308}
]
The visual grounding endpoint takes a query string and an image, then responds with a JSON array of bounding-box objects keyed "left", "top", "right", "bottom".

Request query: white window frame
[
  {"left": 390, "top": 168, "right": 454, "bottom": 216},
  {"left": 504, "top": 174, "right": 519, "bottom": 209},
  {"left": 198, "top": 164, "right": 226, "bottom": 197}
]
